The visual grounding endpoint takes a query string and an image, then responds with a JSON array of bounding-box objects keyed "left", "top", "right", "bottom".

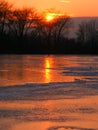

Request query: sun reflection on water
[{"left": 45, "top": 57, "right": 52, "bottom": 83}]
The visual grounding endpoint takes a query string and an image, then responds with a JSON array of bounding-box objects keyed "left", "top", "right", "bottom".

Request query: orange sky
[{"left": 8, "top": 0, "right": 98, "bottom": 17}]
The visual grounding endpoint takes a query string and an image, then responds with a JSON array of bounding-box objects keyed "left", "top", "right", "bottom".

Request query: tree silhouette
[
  {"left": 9, "top": 8, "right": 37, "bottom": 39},
  {"left": 35, "top": 11, "right": 72, "bottom": 53},
  {"left": 76, "top": 20, "right": 98, "bottom": 44},
  {"left": 0, "top": 0, "right": 12, "bottom": 36},
  {"left": 76, "top": 19, "right": 98, "bottom": 53}
]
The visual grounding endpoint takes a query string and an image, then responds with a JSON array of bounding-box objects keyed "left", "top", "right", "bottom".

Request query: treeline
[{"left": 0, "top": 0, "right": 98, "bottom": 54}]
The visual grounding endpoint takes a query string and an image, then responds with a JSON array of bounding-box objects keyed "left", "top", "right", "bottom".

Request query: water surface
[
  {"left": 0, "top": 55, "right": 98, "bottom": 86},
  {"left": 0, "top": 55, "right": 98, "bottom": 130}
]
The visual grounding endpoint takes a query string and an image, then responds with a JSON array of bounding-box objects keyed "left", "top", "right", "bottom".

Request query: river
[{"left": 0, "top": 55, "right": 98, "bottom": 130}]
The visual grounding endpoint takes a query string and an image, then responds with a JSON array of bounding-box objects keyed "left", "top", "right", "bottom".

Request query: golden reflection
[{"left": 45, "top": 57, "right": 52, "bottom": 83}]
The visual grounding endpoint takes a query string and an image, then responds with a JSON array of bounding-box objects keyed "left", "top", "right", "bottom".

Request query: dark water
[{"left": 0, "top": 55, "right": 98, "bottom": 130}]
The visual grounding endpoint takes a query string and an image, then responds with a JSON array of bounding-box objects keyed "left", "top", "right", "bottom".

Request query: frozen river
[
  {"left": 0, "top": 55, "right": 98, "bottom": 130},
  {"left": 0, "top": 55, "right": 98, "bottom": 86}
]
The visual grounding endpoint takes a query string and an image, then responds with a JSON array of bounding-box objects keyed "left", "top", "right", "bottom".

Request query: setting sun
[
  {"left": 45, "top": 13, "right": 56, "bottom": 22},
  {"left": 45, "top": 12, "right": 65, "bottom": 22}
]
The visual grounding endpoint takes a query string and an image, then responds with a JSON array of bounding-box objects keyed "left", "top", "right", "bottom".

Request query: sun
[
  {"left": 45, "top": 12, "right": 66, "bottom": 22},
  {"left": 46, "top": 15, "right": 54, "bottom": 22},
  {"left": 45, "top": 13, "right": 56, "bottom": 22}
]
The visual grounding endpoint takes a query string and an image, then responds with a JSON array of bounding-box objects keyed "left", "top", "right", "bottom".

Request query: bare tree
[
  {"left": 0, "top": 0, "right": 12, "bottom": 36},
  {"left": 9, "top": 7, "right": 37, "bottom": 39},
  {"left": 76, "top": 20, "right": 98, "bottom": 44},
  {"left": 52, "top": 15, "right": 72, "bottom": 43},
  {"left": 36, "top": 11, "right": 72, "bottom": 51}
]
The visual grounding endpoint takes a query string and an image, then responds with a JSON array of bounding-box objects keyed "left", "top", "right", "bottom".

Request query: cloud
[{"left": 60, "top": 0, "right": 70, "bottom": 3}]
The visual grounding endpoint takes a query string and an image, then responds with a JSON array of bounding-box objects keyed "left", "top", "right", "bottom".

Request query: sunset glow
[{"left": 8, "top": 0, "right": 98, "bottom": 17}]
